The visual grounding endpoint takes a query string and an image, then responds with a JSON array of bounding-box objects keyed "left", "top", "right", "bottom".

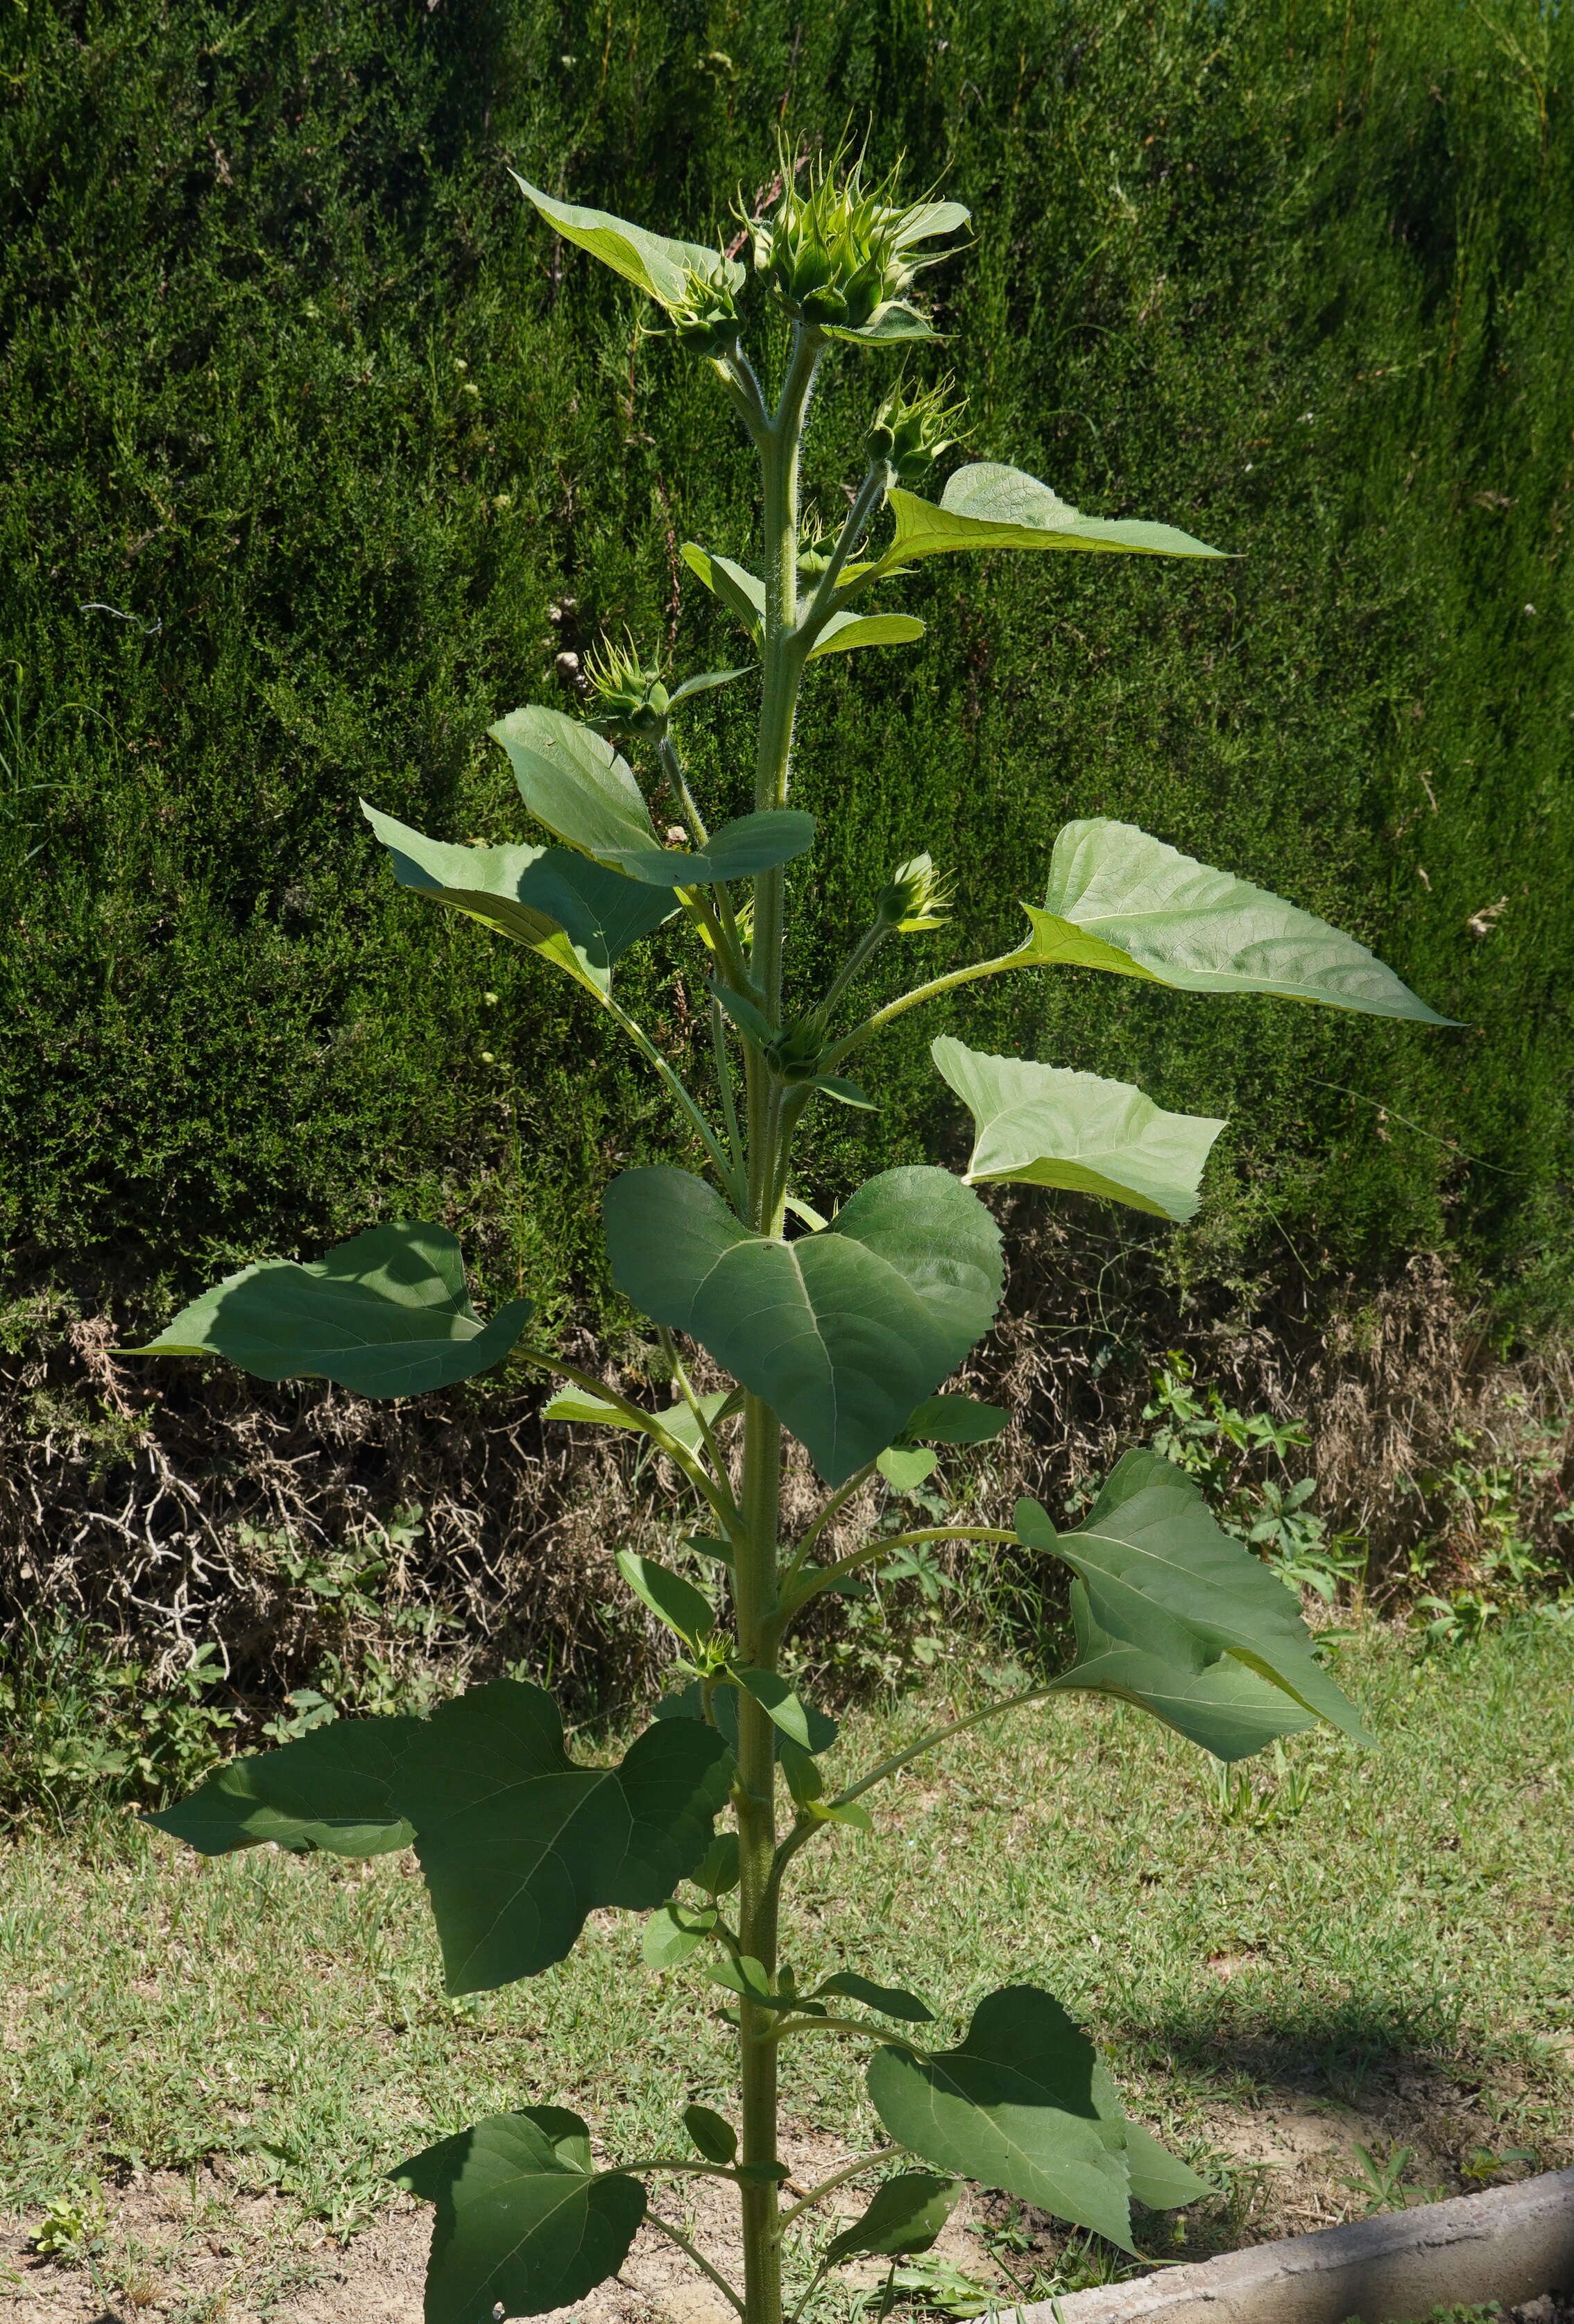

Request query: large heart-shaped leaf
[
  {"left": 823, "top": 2173, "right": 961, "bottom": 2269},
  {"left": 1015, "top": 1453, "right": 1369, "bottom": 1741},
  {"left": 511, "top": 173, "right": 742, "bottom": 309},
  {"left": 885, "top": 464, "right": 1224, "bottom": 564},
  {"left": 867, "top": 1986, "right": 1202, "bottom": 2252},
  {"left": 1015, "top": 819, "right": 1449, "bottom": 1022},
  {"left": 599, "top": 809, "right": 815, "bottom": 887},
  {"left": 807, "top": 610, "right": 925, "bottom": 659},
  {"left": 488, "top": 706, "right": 658, "bottom": 864},
  {"left": 393, "top": 2108, "right": 645, "bottom": 2324},
  {"left": 362, "top": 805, "right": 674, "bottom": 996},
  {"left": 151, "top": 1680, "right": 734, "bottom": 1992},
  {"left": 1050, "top": 1582, "right": 1318, "bottom": 1762},
  {"left": 603, "top": 1165, "right": 1003, "bottom": 1485},
  {"left": 932, "top": 1037, "right": 1225, "bottom": 1224},
  {"left": 128, "top": 1224, "right": 535, "bottom": 1399}
]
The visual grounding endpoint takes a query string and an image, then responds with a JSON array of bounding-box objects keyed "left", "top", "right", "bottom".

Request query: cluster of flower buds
[
  {"left": 875, "top": 852, "right": 952, "bottom": 933},
  {"left": 667, "top": 263, "right": 744, "bottom": 357},
  {"left": 583, "top": 632, "right": 669, "bottom": 738},
  {"left": 867, "top": 377, "right": 968, "bottom": 487},
  {"left": 746, "top": 146, "right": 959, "bottom": 335}
]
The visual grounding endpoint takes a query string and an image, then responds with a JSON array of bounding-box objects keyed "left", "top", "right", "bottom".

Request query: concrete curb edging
[{"left": 996, "top": 2167, "right": 1574, "bottom": 2324}]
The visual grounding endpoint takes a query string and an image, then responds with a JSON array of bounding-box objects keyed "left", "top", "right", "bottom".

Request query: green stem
[
  {"left": 515, "top": 1347, "right": 744, "bottom": 1538},
  {"left": 823, "top": 949, "right": 1027, "bottom": 1069},
  {"left": 776, "top": 1464, "right": 878, "bottom": 1603},
  {"left": 658, "top": 731, "right": 711, "bottom": 846},
  {"left": 712, "top": 996, "right": 746, "bottom": 1179},
  {"left": 826, "top": 1683, "right": 1058, "bottom": 1814},
  {"left": 777, "top": 2151, "right": 891, "bottom": 2232},
  {"left": 656, "top": 1324, "right": 730, "bottom": 1478},
  {"left": 644, "top": 2213, "right": 748, "bottom": 2319},
  {"left": 603, "top": 989, "right": 746, "bottom": 1205},
  {"left": 762, "top": 2013, "right": 889, "bottom": 2047},
  {"left": 797, "top": 459, "right": 891, "bottom": 644},
  {"left": 780, "top": 1527, "right": 1013, "bottom": 1624}
]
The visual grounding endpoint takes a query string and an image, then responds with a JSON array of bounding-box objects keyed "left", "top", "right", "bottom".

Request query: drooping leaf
[
  {"left": 866, "top": 1989, "right": 1201, "bottom": 2248},
  {"left": 809, "top": 1075, "right": 878, "bottom": 1110},
  {"left": 616, "top": 1550, "right": 718, "bottom": 1648},
  {"left": 818, "top": 1973, "right": 934, "bottom": 2024},
  {"left": 886, "top": 464, "right": 1225, "bottom": 565},
  {"left": 823, "top": 303, "right": 939, "bottom": 345},
  {"left": 806, "top": 610, "right": 925, "bottom": 660},
  {"left": 681, "top": 545, "right": 765, "bottom": 641},
  {"left": 876, "top": 1447, "right": 939, "bottom": 1492},
  {"left": 668, "top": 666, "right": 755, "bottom": 706},
  {"left": 128, "top": 1223, "right": 535, "bottom": 1399},
  {"left": 511, "top": 173, "right": 743, "bottom": 309},
  {"left": 147, "top": 1716, "right": 417, "bottom": 1858},
  {"left": 932, "top": 1037, "right": 1225, "bottom": 1224},
  {"left": 777, "top": 1734, "right": 826, "bottom": 1809},
  {"left": 393, "top": 1682, "right": 734, "bottom": 1993},
  {"left": 1014, "top": 1454, "right": 1370, "bottom": 1742},
  {"left": 1014, "top": 820, "right": 1451, "bottom": 1023},
  {"left": 642, "top": 1899, "right": 716, "bottom": 1970},
  {"left": 889, "top": 200, "right": 973, "bottom": 247},
  {"left": 362, "top": 805, "right": 673, "bottom": 996},
  {"left": 733, "top": 1668, "right": 838, "bottom": 1753},
  {"left": 823, "top": 2173, "right": 962, "bottom": 2269},
  {"left": 603, "top": 1165, "right": 1004, "bottom": 1485},
  {"left": 1049, "top": 1580, "right": 1319, "bottom": 1762},
  {"left": 393, "top": 2107, "right": 645, "bottom": 2324},
  {"left": 901, "top": 1394, "right": 1009, "bottom": 1446},
  {"left": 488, "top": 705, "right": 658, "bottom": 864},
  {"left": 683, "top": 2103, "right": 737, "bottom": 2166},
  {"left": 599, "top": 809, "right": 815, "bottom": 887},
  {"left": 710, "top": 980, "right": 776, "bottom": 1048}
]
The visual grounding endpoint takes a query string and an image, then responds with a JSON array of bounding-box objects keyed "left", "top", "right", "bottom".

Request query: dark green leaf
[
  {"left": 687, "top": 1532, "right": 737, "bottom": 1570},
  {"left": 810, "top": 1075, "right": 878, "bottom": 1110},
  {"left": 361, "top": 805, "right": 673, "bottom": 996},
  {"left": 777, "top": 1735, "right": 824, "bottom": 1809},
  {"left": 615, "top": 1551, "right": 718, "bottom": 1647},
  {"left": 887, "top": 464, "right": 1225, "bottom": 564},
  {"left": 510, "top": 174, "right": 742, "bottom": 308},
  {"left": 393, "top": 1682, "right": 734, "bottom": 1993},
  {"left": 823, "top": 2173, "right": 961, "bottom": 2268},
  {"left": 690, "top": 1831, "right": 740, "bottom": 1895},
  {"left": 600, "top": 810, "right": 815, "bottom": 887},
  {"left": 932, "top": 1037, "right": 1225, "bottom": 1223},
  {"left": 128, "top": 1223, "right": 534, "bottom": 1399},
  {"left": 867, "top": 1987, "right": 1136, "bottom": 2250},
  {"left": 603, "top": 1165, "right": 1004, "bottom": 1486},
  {"left": 1050, "top": 1582, "right": 1318, "bottom": 1762},
  {"left": 147, "top": 1716, "right": 416, "bottom": 1857},
  {"left": 1015, "top": 1454, "right": 1369, "bottom": 1742},
  {"left": 654, "top": 1681, "right": 739, "bottom": 1751},
  {"left": 683, "top": 2104, "right": 737, "bottom": 2165},
  {"left": 488, "top": 705, "right": 658, "bottom": 863},
  {"left": 901, "top": 1395, "right": 1010, "bottom": 1446},
  {"left": 392, "top": 2107, "right": 644, "bottom": 2324},
  {"left": 710, "top": 980, "right": 776, "bottom": 1048},
  {"left": 819, "top": 1973, "right": 934, "bottom": 2024},
  {"left": 1013, "top": 820, "right": 1451, "bottom": 1023},
  {"left": 642, "top": 1900, "right": 715, "bottom": 1969}
]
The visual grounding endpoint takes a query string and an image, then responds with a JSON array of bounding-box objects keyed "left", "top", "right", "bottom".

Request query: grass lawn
[{"left": 2, "top": 1617, "right": 1571, "bottom": 2323}]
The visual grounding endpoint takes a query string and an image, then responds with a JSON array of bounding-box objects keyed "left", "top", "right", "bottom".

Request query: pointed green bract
[
  {"left": 393, "top": 2107, "right": 645, "bottom": 2324},
  {"left": 603, "top": 1165, "right": 1004, "bottom": 1485},
  {"left": 866, "top": 1987, "right": 1138, "bottom": 2251},
  {"left": 600, "top": 809, "right": 815, "bottom": 887},
  {"left": 393, "top": 1681, "right": 735, "bottom": 1994},
  {"left": 1050, "top": 1582, "right": 1319, "bottom": 1761},
  {"left": 488, "top": 705, "right": 658, "bottom": 864},
  {"left": 932, "top": 1036, "right": 1225, "bottom": 1223},
  {"left": 1015, "top": 1453, "right": 1371, "bottom": 1741},
  {"left": 128, "top": 1223, "right": 534, "bottom": 1399},
  {"left": 511, "top": 172, "right": 742, "bottom": 309},
  {"left": 886, "top": 463, "right": 1225, "bottom": 564},
  {"left": 147, "top": 1716, "right": 417, "bottom": 1857},
  {"left": 823, "top": 2173, "right": 961, "bottom": 2268},
  {"left": 362, "top": 804, "right": 674, "bottom": 996},
  {"left": 1016, "top": 819, "right": 1451, "bottom": 1021}
]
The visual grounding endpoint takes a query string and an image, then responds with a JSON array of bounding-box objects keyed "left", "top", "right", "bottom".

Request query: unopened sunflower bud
[
  {"left": 668, "top": 264, "right": 744, "bottom": 357},
  {"left": 868, "top": 378, "right": 967, "bottom": 486},
  {"left": 876, "top": 852, "right": 952, "bottom": 932},
  {"left": 766, "top": 1009, "right": 830, "bottom": 1082},
  {"left": 583, "top": 631, "right": 669, "bottom": 737},
  {"left": 744, "top": 140, "right": 963, "bottom": 336}
]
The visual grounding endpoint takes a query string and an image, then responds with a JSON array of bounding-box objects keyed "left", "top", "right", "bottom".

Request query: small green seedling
[{"left": 127, "top": 142, "right": 1448, "bottom": 2324}]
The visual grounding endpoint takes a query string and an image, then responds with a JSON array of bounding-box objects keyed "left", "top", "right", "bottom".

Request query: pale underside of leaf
[
  {"left": 932, "top": 1036, "right": 1225, "bottom": 1222},
  {"left": 1014, "top": 819, "right": 1451, "bottom": 1022},
  {"left": 488, "top": 704, "right": 658, "bottom": 864},
  {"left": 884, "top": 463, "right": 1226, "bottom": 565},
  {"left": 511, "top": 173, "right": 742, "bottom": 309},
  {"left": 1050, "top": 1582, "right": 1319, "bottom": 1761}
]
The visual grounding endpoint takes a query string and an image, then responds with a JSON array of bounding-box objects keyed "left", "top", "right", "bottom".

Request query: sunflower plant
[{"left": 130, "top": 147, "right": 1446, "bottom": 2324}]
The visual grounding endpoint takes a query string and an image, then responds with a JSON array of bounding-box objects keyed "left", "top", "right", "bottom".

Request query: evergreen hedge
[{"left": 3, "top": 0, "right": 1570, "bottom": 1335}]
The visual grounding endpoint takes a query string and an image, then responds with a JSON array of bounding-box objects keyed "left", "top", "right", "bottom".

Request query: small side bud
[
  {"left": 583, "top": 631, "right": 669, "bottom": 737},
  {"left": 876, "top": 853, "right": 952, "bottom": 932},
  {"left": 766, "top": 1009, "right": 830, "bottom": 1082},
  {"left": 867, "top": 377, "right": 967, "bottom": 487},
  {"left": 667, "top": 263, "right": 744, "bottom": 357}
]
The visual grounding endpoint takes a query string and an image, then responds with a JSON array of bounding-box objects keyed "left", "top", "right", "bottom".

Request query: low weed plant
[{"left": 121, "top": 151, "right": 1448, "bottom": 2324}]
